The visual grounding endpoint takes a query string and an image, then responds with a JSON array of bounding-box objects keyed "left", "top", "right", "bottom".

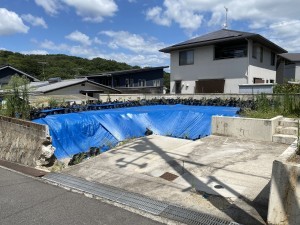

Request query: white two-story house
[{"left": 160, "top": 29, "right": 287, "bottom": 94}]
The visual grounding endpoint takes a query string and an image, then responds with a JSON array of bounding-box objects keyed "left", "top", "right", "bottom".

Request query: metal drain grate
[
  {"left": 43, "top": 173, "right": 242, "bottom": 225},
  {"left": 160, "top": 172, "right": 178, "bottom": 181},
  {"left": 160, "top": 205, "right": 232, "bottom": 225},
  {"left": 43, "top": 173, "right": 168, "bottom": 215},
  {"left": 115, "top": 192, "right": 168, "bottom": 215}
]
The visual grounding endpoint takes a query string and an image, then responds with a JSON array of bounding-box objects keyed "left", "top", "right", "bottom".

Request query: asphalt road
[{"left": 0, "top": 167, "right": 164, "bottom": 225}]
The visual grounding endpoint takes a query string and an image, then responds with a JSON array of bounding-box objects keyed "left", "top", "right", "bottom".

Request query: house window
[
  {"left": 138, "top": 79, "right": 146, "bottom": 87},
  {"left": 125, "top": 78, "right": 129, "bottom": 87},
  {"left": 179, "top": 50, "right": 194, "bottom": 65},
  {"left": 270, "top": 79, "right": 274, "bottom": 83},
  {"left": 153, "top": 79, "right": 160, "bottom": 87},
  {"left": 271, "top": 52, "right": 275, "bottom": 66},
  {"left": 254, "top": 78, "right": 264, "bottom": 83},
  {"left": 260, "top": 47, "right": 263, "bottom": 63},
  {"left": 214, "top": 41, "right": 247, "bottom": 60}
]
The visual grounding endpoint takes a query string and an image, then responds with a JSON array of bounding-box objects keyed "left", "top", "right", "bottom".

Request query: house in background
[
  {"left": 79, "top": 66, "right": 168, "bottom": 94},
  {"left": 160, "top": 29, "right": 287, "bottom": 94},
  {"left": 30, "top": 77, "right": 120, "bottom": 99},
  {"left": 0, "top": 65, "right": 39, "bottom": 89},
  {"left": 276, "top": 53, "right": 300, "bottom": 83}
]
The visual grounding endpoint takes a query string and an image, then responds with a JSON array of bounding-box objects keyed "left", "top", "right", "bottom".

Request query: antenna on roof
[{"left": 223, "top": 6, "right": 228, "bottom": 29}]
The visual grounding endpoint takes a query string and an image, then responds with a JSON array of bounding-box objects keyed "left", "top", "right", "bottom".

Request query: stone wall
[
  {"left": 99, "top": 93, "right": 260, "bottom": 102},
  {"left": 0, "top": 115, "right": 54, "bottom": 167}
]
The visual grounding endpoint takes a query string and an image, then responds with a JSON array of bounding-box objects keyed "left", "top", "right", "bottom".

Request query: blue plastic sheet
[{"left": 33, "top": 105, "right": 239, "bottom": 159}]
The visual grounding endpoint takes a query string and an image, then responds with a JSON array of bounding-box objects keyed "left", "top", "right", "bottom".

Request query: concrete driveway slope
[{"left": 63, "top": 135, "right": 289, "bottom": 225}]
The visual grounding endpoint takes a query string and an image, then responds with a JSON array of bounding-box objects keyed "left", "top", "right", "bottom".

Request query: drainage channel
[{"left": 43, "top": 173, "right": 242, "bottom": 225}]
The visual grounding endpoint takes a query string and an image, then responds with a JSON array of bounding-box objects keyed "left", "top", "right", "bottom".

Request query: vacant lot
[{"left": 63, "top": 135, "right": 288, "bottom": 225}]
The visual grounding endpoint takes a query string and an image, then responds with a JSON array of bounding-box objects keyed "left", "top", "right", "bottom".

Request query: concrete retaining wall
[
  {"left": 268, "top": 141, "right": 300, "bottom": 225},
  {"left": 211, "top": 115, "right": 282, "bottom": 142},
  {"left": 0, "top": 115, "right": 54, "bottom": 167}
]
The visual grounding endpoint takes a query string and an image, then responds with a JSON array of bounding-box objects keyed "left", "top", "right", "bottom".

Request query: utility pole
[{"left": 38, "top": 62, "right": 48, "bottom": 81}]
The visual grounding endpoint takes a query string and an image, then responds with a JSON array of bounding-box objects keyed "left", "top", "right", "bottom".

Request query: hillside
[{"left": 0, "top": 50, "right": 139, "bottom": 81}]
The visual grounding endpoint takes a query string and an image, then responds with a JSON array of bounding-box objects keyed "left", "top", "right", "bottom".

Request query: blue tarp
[{"left": 33, "top": 105, "right": 239, "bottom": 159}]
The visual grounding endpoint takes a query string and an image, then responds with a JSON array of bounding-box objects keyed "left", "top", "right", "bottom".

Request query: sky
[{"left": 0, "top": 0, "right": 300, "bottom": 68}]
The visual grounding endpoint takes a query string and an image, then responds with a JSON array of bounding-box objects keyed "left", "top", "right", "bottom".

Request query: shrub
[{"left": 273, "top": 83, "right": 300, "bottom": 94}]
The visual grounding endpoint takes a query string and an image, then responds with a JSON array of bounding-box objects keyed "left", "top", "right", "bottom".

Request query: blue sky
[{"left": 1, "top": 0, "right": 300, "bottom": 67}]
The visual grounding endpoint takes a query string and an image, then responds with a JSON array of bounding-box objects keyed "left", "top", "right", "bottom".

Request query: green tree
[
  {"left": 3, "top": 75, "right": 31, "bottom": 119},
  {"left": 0, "top": 50, "right": 140, "bottom": 80},
  {"left": 163, "top": 72, "right": 170, "bottom": 91}
]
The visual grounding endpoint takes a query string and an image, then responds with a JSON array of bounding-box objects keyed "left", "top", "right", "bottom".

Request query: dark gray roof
[
  {"left": 160, "top": 29, "right": 287, "bottom": 53},
  {"left": 0, "top": 65, "right": 40, "bottom": 81},
  {"left": 278, "top": 53, "right": 300, "bottom": 62},
  {"left": 79, "top": 66, "right": 168, "bottom": 78}
]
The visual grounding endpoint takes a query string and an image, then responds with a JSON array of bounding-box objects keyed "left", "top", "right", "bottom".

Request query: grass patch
[
  {"left": 241, "top": 93, "right": 300, "bottom": 119},
  {"left": 50, "top": 161, "right": 65, "bottom": 172},
  {"left": 241, "top": 109, "right": 280, "bottom": 119}
]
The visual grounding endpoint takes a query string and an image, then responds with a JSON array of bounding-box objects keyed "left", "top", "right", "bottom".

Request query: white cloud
[
  {"left": 21, "top": 50, "right": 49, "bottom": 55},
  {"left": 100, "top": 30, "right": 166, "bottom": 54},
  {"left": 145, "top": 0, "right": 300, "bottom": 51},
  {"left": 21, "top": 14, "right": 48, "bottom": 29},
  {"left": 93, "top": 37, "right": 103, "bottom": 45},
  {"left": 65, "top": 30, "right": 92, "bottom": 45},
  {"left": 68, "top": 45, "right": 98, "bottom": 56},
  {"left": 40, "top": 39, "right": 69, "bottom": 51},
  {"left": 0, "top": 8, "right": 29, "bottom": 35},
  {"left": 35, "top": 35, "right": 168, "bottom": 67},
  {"left": 266, "top": 20, "right": 300, "bottom": 52},
  {"left": 97, "top": 30, "right": 169, "bottom": 66},
  {"left": 62, "top": 0, "right": 118, "bottom": 22},
  {"left": 90, "top": 52, "right": 168, "bottom": 67},
  {"left": 146, "top": 0, "right": 203, "bottom": 33},
  {"left": 146, "top": 7, "right": 171, "bottom": 26},
  {"left": 269, "top": 20, "right": 300, "bottom": 38},
  {"left": 35, "top": 0, "right": 117, "bottom": 22},
  {"left": 146, "top": 0, "right": 300, "bottom": 33},
  {"left": 35, "top": 0, "right": 61, "bottom": 15}
]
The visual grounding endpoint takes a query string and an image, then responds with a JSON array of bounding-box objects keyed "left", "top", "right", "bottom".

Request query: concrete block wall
[
  {"left": 0, "top": 115, "right": 54, "bottom": 167},
  {"left": 211, "top": 115, "right": 282, "bottom": 142},
  {"left": 268, "top": 141, "right": 300, "bottom": 225}
]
